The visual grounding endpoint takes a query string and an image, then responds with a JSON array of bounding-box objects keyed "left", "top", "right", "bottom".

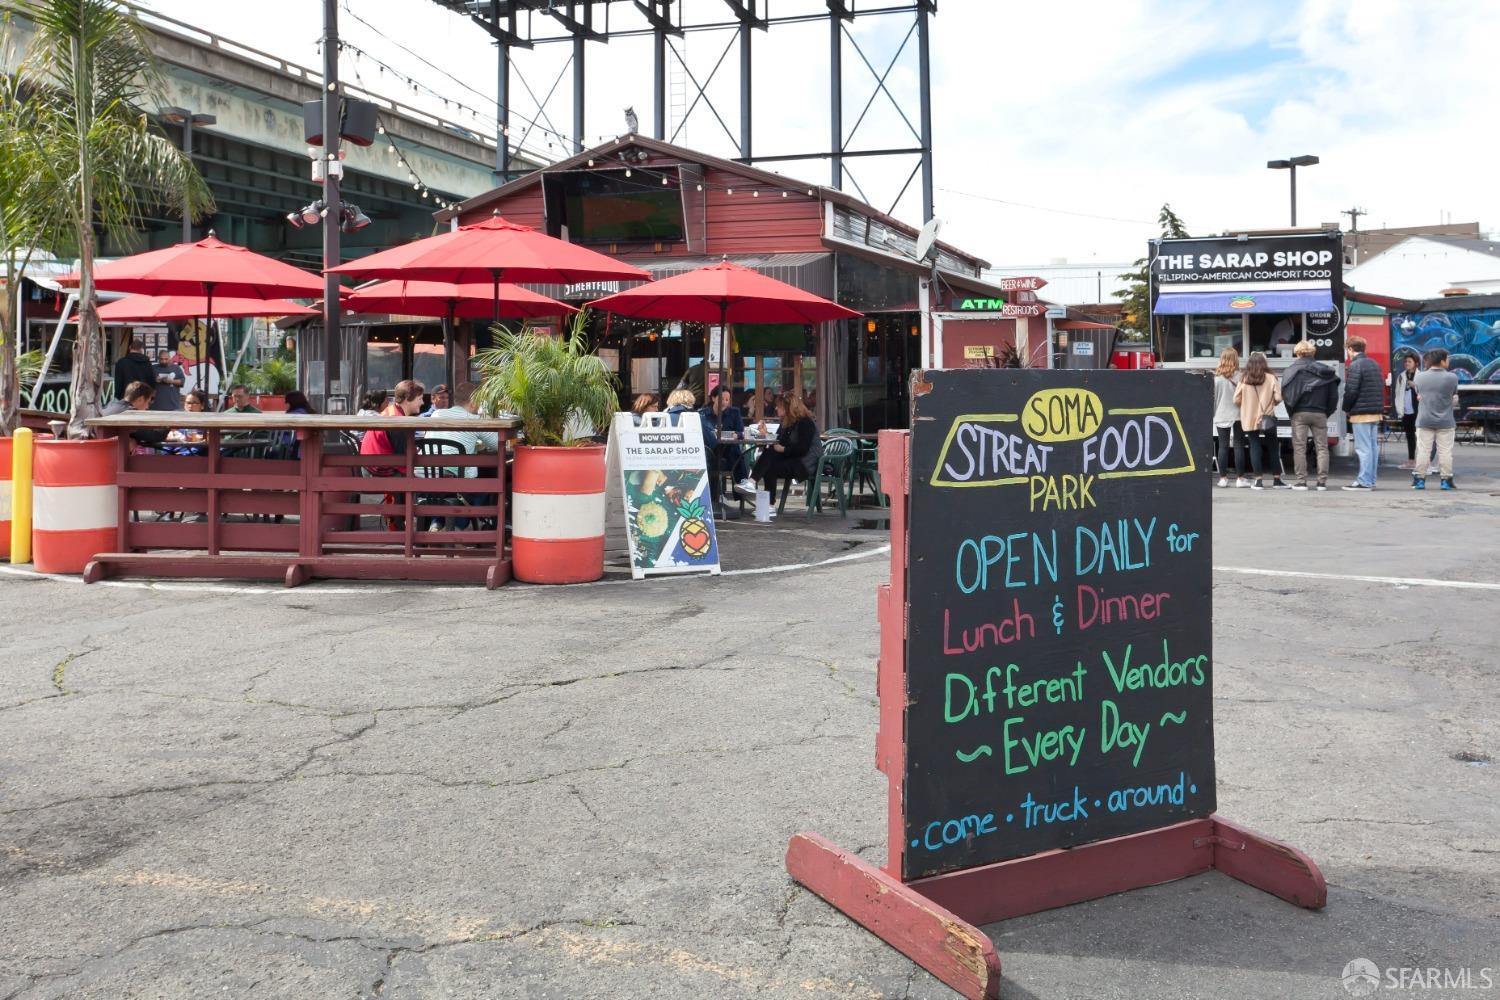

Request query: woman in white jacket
[
  {"left": 1212, "top": 348, "right": 1247, "bottom": 487},
  {"left": 1393, "top": 353, "right": 1420, "bottom": 469}
]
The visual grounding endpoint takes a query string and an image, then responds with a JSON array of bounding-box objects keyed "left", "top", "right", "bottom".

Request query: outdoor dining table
[
  {"left": 85, "top": 411, "right": 520, "bottom": 588},
  {"left": 717, "top": 430, "right": 883, "bottom": 512},
  {"left": 1463, "top": 405, "right": 1500, "bottom": 445}
]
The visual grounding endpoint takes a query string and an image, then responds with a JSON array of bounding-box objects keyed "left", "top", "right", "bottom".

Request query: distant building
[
  {"left": 1320, "top": 221, "right": 1482, "bottom": 268},
  {"left": 982, "top": 261, "right": 1134, "bottom": 306},
  {"left": 1345, "top": 235, "right": 1500, "bottom": 300}
]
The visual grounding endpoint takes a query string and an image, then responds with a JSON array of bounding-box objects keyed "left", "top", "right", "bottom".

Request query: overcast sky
[{"left": 144, "top": 0, "right": 1499, "bottom": 268}]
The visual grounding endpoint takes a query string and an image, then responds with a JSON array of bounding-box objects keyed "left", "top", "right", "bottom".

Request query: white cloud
[{"left": 139, "top": 0, "right": 1500, "bottom": 271}]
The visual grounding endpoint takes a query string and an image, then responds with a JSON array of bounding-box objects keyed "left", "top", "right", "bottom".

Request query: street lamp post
[
  {"left": 160, "top": 107, "right": 216, "bottom": 242},
  {"left": 1266, "top": 155, "right": 1319, "bottom": 227}
]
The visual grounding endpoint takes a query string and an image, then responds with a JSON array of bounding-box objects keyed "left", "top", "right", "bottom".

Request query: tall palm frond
[
  {"left": 7, "top": 0, "right": 214, "bottom": 435},
  {"left": 0, "top": 11, "right": 64, "bottom": 434}
]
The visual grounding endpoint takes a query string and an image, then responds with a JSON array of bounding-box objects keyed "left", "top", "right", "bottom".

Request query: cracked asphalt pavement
[{"left": 1, "top": 461, "right": 1497, "bottom": 999}]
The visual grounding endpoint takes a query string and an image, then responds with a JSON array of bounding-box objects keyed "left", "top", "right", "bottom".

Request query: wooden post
[
  {"left": 116, "top": 432, "right": 132, "bottom": 553},
  {"left": 402, "top": 429, "right": 415, "bottom": 558},
  {"left": 206, "top": 429, "right": 221, "bottom": 556}
]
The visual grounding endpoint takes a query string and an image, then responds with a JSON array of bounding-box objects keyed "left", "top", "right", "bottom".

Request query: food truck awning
[{"left": 1153, "top": 288, "right": 1335, "bottom": 314}]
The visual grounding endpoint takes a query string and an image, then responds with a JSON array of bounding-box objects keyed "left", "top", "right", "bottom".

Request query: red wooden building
[{"left": 418, "top": 135, "right": 1016, "bottom": 431}]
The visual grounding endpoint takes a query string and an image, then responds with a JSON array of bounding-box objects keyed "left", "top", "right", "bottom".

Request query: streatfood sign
[{"left": 1151, "top": 234, "right": 1340, "bottom": 285}]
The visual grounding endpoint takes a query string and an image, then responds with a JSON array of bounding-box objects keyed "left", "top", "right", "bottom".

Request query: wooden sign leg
[
  {"left": 1209, "top": 816, "right": 1327, "bottom": 910},
  {"left": 786, "top": 833, "right": 1000, "bottom": 1000}
]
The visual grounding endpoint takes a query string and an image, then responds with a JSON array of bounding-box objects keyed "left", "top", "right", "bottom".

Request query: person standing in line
[
  {"left": 1341, "top": 335, "right": 1384, "bottom": 491},
  {"left": 151, "top": 348, "right": 186, "bottom": 411},
  {"left": 1412, "top": 348, "right": 1460, "bottom": 490},
  {"left": 1393, "top": 353, "right": 1421, "bottom": 470},
  {"left": 1233, "top": 351, "right": 1287, "bottom": 491},
  {"left": 112, "top": 337, "right": 155, "bottom": 401},
  {"left": 1211, "top": 348, "right": 1247, "bottom": 487},
  {"left": 1280, "top": 340, "right": 1341, "bottom": 491}
]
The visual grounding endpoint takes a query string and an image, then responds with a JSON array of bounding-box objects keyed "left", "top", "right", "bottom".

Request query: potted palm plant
[
  {"left": 474, "top": 311, "right": 617, "bottom": 584},
  {"left": 242, "top": 357, "right": 298, "bottom": 410}
]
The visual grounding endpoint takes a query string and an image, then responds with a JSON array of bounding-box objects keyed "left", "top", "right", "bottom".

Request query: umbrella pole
[
  {"left": 443, "top": 301, "right": 456, "bottom": 390},
  {"left": 490, "top": 269, "right": 501, "bottom": 334},
  {"left": 719, "top": 300, "right": 729, "bottom": 405},
  {"left": 207, "top": 285, "right": 216, "bottom": 406}
]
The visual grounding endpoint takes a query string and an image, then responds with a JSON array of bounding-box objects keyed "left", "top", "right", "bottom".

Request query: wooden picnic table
[{"left": 85, "top": 411, "right": 522, "bottom": 588}]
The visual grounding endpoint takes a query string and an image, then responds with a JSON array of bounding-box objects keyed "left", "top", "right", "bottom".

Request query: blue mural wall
[{"left": 1390, "top": 307, "right": 1500, "bottom": 383}]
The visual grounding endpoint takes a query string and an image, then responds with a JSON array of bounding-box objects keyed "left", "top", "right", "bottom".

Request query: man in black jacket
[
  {"left": 1341, "top": 335, "right": 1384, "bottom": 490},
  {"left": 111, "top": 338, "right": 155, "bottom": 402},
  {"left": 1281, "top": 340, "right": 1341, "bottom": 490}
]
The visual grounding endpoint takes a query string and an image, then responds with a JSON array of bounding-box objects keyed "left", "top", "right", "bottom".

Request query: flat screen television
[{"left": 562, "top": 171, "right": 685, "bottom": 243}]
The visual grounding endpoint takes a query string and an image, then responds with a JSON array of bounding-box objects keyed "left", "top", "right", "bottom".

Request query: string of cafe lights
[
  {"left": 334, "top": 1, "right": 831, "bottom": 201},
  {"left": 328, "top": 14, "right": 828, "bottom": 210},
  {"left": 339, "top": 47, "right": 460, "bottom": 211},
  {"left": 331, "top": 15, "right": 621, "bottom": 160},
  {"left": 337, "top": 39, "right": 566, "bottom": 163}
]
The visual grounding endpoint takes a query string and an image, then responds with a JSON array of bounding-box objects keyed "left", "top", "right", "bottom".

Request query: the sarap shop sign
[{"left": 1151, "top": 234, "right": 1341, "bottom": 286}]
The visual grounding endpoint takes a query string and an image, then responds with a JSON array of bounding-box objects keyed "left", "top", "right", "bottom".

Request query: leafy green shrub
[
  {"left": 472, "top": 311, "right": 617, "bottom": 446},
  {"left": 243, "top": 357, "right": 298, "bottom": 395}
]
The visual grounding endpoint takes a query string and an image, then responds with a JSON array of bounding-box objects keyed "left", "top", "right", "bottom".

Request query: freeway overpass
[{"left": 5, "top": 3, "right": 543, "bottom": 265}]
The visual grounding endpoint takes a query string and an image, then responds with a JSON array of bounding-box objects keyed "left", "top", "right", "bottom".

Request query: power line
[
  {"left": 336, "top": 3, "right": 623, "bottom": 160},
  {"left": 937, "top": 187, "right": 1156, "bottom": 226}
]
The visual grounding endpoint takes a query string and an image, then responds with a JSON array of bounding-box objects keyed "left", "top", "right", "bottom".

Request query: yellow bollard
[{"left": 11, "top": 427, "right": 33, "bottom": 564}]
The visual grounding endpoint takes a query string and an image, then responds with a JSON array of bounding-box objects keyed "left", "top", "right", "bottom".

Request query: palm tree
[
  {"left": 0, "top": 13, "right": 60, "bottom": 435},
  {"left": 10, "top": 0, "right": 213, "bottom": 435}
]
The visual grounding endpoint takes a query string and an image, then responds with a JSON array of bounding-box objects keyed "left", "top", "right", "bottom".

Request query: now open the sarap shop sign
[{"left": 608, "top": 412, "right": 721, "bottom": 579}]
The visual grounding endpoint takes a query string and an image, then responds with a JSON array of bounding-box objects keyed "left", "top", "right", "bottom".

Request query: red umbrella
[
  {"left": 343, "top": 280, "right": 578, "bottom": 387},
  {"left": 586, "top": 260, "right": 861, "bottom": 391},
  {"left": 61, "top": 233, "right": 324, "bottom": 297},
  {"left": 341, "top": 280, "right": 576, "bottom": 320},
  {"left": 327, "top": 214, "right": 650, "bottom": 323},
  {"left": 98, "top": 295, "right": 317, "bottom": 322},
  {"left": 62, "top": 233, "right": 323, "bottom": 398}
]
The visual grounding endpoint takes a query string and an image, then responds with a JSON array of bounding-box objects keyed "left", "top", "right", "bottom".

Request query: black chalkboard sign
[{"left": 903, "top": 369, "right": 1215, "bottom": 880}]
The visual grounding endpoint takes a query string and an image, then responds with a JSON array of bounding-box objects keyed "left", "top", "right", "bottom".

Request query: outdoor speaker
[
  {"left": 340, "top": 99, "right": 377, "bottom": 147},
  {"left": 302, "top": 101, "right": 324, "bottom": 145},
  {"left": 302, "top": 98, "right": 378, "bottom": 147}
]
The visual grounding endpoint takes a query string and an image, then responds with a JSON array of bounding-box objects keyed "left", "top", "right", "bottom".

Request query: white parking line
[
  {"left": 1215, "top": 565, "right": 1500, "bottom": 592},
  {"left": 0, "top": 544, "right": 892, "bottom": 596}
]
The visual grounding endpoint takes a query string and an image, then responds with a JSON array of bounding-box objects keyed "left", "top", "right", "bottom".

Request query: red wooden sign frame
[{"left": 785, "top": 430, "right": 1325, "bottom": 1000}]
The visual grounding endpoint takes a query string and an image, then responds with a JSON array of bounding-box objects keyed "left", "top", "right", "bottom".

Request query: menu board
[{"left": 904, "top": 369, "right": 1214, "bottom": 880}]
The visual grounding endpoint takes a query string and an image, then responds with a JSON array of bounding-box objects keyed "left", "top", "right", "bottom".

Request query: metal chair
[
  {"left": 415, "top": 438, "right": 469, "bottom": 531},
  {"left": 811, "top": 435, "right": 857, "bottom": 516}
]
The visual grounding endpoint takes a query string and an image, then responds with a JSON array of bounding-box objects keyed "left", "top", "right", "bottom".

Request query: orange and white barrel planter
[
  {"left": 32, "top": 438, "right": 118, "bottom": 574},
  {"left": 511, "top": 445, "right": 605, "bottom": 584},
  {"left": 0, "top": 435, "right": 12, "bottom": 559}
]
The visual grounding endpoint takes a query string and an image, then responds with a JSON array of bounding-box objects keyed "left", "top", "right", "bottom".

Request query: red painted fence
[{"left": 83, "top": 412, "right": 519, "bottom": 588}]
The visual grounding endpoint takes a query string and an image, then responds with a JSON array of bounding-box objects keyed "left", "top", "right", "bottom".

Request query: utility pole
[
  {"left": 321, "top": 0, "right": 342, "bottom": 409},
  {"left": 1341, "top": 206, "right": 1367, "bottom": 266}
]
